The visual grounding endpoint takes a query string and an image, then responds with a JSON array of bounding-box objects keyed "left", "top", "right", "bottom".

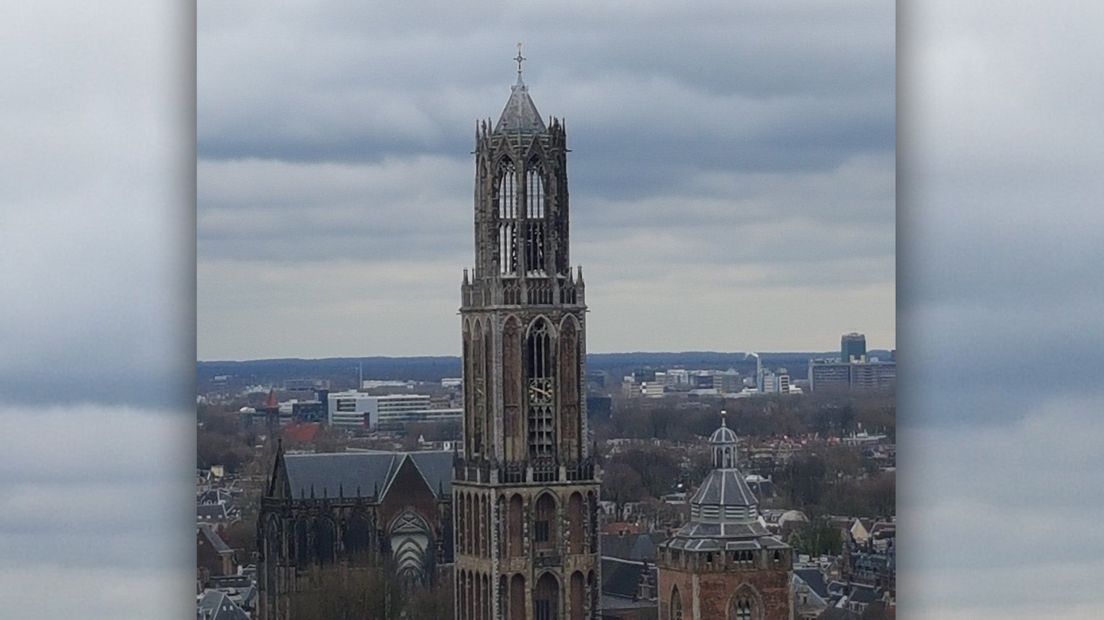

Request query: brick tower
[
  {"left": 453, "top": 48, "right": 601, "bottom": 620},
  {"left": 656, "top": 415, "right": 793, "bottom": 619}
]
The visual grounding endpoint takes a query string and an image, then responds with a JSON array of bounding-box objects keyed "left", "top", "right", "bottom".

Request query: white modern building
[
  {"left": 640, "top": 381, "right": 665, "bottom": 398},
  {"left": 328, "top": 391, "right": 381, "bottom": 428},
  {"left": 759, "top": 369, "right": 793, "bottom": 394},
  {"left": 327, "top": 392, "right": 462, "bottom": 430}
]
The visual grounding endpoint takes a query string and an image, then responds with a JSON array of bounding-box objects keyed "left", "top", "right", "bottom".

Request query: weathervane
[{"left": 514, "top": 42, "right": 526, "bottom": 79}]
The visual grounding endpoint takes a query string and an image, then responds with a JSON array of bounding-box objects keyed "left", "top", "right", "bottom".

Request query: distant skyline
[
  {"left": 198, "top": 346, "right": 896, "bottom": 364},
  {"left": 197, "top": 2, "right": 895, "bottom": 360}
]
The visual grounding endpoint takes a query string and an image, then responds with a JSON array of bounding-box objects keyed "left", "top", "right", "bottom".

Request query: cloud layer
[
  {"left": 197, "top": 1, "right": 896, "bottom": 359},
  {"left": 898, "top": 1, "right": 1104, "bottom": 617},
  {"left": 0, "top": 406, "right": 194, "bottom": 619},
  {"left": 1, "top": 3, "right": 194, "bottom": 618}
]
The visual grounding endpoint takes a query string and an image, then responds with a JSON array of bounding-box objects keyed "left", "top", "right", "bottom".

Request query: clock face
[{"left": 528, "top": 378, "right": 553, "bottom": 405}]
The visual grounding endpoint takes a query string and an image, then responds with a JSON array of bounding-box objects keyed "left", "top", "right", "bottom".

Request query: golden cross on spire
[{"left": 514, "top": 42, "right": 526, "bottom": 79}]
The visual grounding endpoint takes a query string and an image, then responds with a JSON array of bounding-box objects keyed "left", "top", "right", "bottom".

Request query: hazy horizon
[{"left": 196, "top": 345, "right": 897, "bottom": 364}]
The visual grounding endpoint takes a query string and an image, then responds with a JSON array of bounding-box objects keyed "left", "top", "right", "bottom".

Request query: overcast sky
[
  {"left": 4, "top": 2, "right": 1104, "bottom": 619},
  {"left": 896, "top": 2, "right": 1104, "bottom": 618},
  {"left": 197, "top": 0, "right": 896, "bottom": 360}
]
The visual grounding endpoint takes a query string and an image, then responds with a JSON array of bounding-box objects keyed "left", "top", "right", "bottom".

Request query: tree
[
  {"left": 823, "top": 445, "right": 863, "bottom": 480},
  {"left": 221, "top": 519, "right": 257, "bottom": 559},
  {"left": 776, "top": 454, "right": 828, "bottom": 510},
  {"left": 601, "top": 462, "right": 646, "bottom": 506},
  {"left": 617, "top": 447, "right": 680, "bottom": 499},
  {"left": 404, "top": 578, "right": 454, "bottom": 620},
  {"left": 288, "top": 566, "right": 406, "bottom": 620},
  {"left": 788, "top": 518, "right": 843, "bottom": 557}
]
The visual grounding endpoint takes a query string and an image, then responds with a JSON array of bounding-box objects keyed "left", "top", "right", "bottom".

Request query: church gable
[{"left": 379, "top": 455, "right": 439, "bottom": 524}]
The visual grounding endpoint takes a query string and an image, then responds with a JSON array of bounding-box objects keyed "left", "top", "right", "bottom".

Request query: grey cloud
[
  {"left": 196, "top": 2, "right": 894, "bottom": 358},
  {"left": 197, "top": 2, "right": 893, "bottom": 175},
  {"left": 897, "top": 1, "right": 1104, "bottom": 618},
  {"left": 0, "top": 406, "right": 193, "bottom": 577},
  {"left": 898, "top": 0, "right": 1104, "bottom": 427},
  {"left": 0, "top": 1, "right": 193, "bottom": 408},
  {"left": 0, "top": 567, "right": 193, "bottom": 620},
  {"left": 196, "top": 152, "right": 893, "bottom": 267},
  {"left": 0, "top": 3, "right": 194, "bottom": 616},
  {"left": 898, "top": 398, "right": 1104, "bottom": 617}
]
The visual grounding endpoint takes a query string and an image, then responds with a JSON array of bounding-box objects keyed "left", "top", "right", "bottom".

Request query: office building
[{"left": 841, "top": 332, "right": 867, "bottom": 363}]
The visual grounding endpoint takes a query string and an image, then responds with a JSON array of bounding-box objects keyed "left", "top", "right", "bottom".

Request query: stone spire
[{"left": 494, "top": 45, "right": 546, "bottom": 134}]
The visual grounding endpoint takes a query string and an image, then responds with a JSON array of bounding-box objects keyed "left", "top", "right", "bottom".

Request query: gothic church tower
[{"left": 453, "top": 50, "right": 601, "bottom": 620}]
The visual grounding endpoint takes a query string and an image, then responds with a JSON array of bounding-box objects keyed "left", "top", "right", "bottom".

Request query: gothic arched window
[
  {"left": 471, "top": 320, "right": 485, "bottom": 456},
  {"left": 389, "top": 510, "right": 431, "bottom": 589},
  {"left": 730, "top": 596, "right": 754, "bottom": 620},
  {"left": 525, "top": 161, "right": 546, "bottom": 275},
  {"left": 313, "top": 517, "right": 335, "bottom": 565},
  {"left": 559, "top": 317, "right": 580, "bottom": 455},
  {"left": 526, "top": 318, "right": 555, "bottom": 457},
  {"left": 294, "top": 518, "right": 310, "bottom": 565},
  {"left": 496, "top": 160, "right": 518, "bottom": 275},
  {"left": 534, "top": 492, "right": 557, "bottom": 549},
  {"left": 508, "top": 493, "right": 524, "bottom": 557},
  {"left": 343, "top": 511, "right": 371, "bottom": 561},
  {"left": 671, "top": 585, "right": 684, "bottom": 620},
  {"left": 535, "top": 572, "right": 559, "bottom": 620},
  {"left": 567, "top": 492, "right": 585, "bottom": 554}
]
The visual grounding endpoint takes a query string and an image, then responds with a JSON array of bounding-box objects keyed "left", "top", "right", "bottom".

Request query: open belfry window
[
  {"left": 497, "top": 160, "right": 518, "bottom": 275},
  {"left": 525, "top": 160, "right": 546, "bottom": 275}
]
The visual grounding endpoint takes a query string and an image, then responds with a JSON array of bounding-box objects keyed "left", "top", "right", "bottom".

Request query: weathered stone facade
[{"left": 454, "top": 61, "right": 601, "bottom": 620}]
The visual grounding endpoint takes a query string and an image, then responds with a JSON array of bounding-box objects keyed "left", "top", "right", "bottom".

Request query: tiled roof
[
  {"left": 281, "top": 450, "right": 452, "bottom": 500},
  {"left": 600, "top": 594, "right": 659, "bottom": 612},
  {"left": 818, "top": 608, "right": 861, "bottom": 620},
  {"left": 197, "top": 590, "right": 249, "bottom": 620},
  {"left": 663, "top": 531, "right": 787, "bottom": 552},
  {"left": 849, "top": 584, "right": 879, "bottom": 604},
  {"left": 709, "top": 424, "right": 738, "bottom": 445},
  {"left": 795, "top": 568, "right": 830, "bottom": 600},
  {"left": 690, "top": 468, "right": 759, "bottom": 510},
  {"left": 281, "top": 422, "right": 320, "bottom": 444},
  {"left": 198, "top": 523, "right": 232, "bottom": 554},
  {"left": 495, "top": 76, "right": 546, "bottom": 135},
  {"left": 197, "top": 503, "right": 229, "bottom": 521},
  {"left": 600, "top": 532, "right": 665, "bottom": 562},
  {"left": 600, "top": 557, "right": 654, "bottom": 599}
]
